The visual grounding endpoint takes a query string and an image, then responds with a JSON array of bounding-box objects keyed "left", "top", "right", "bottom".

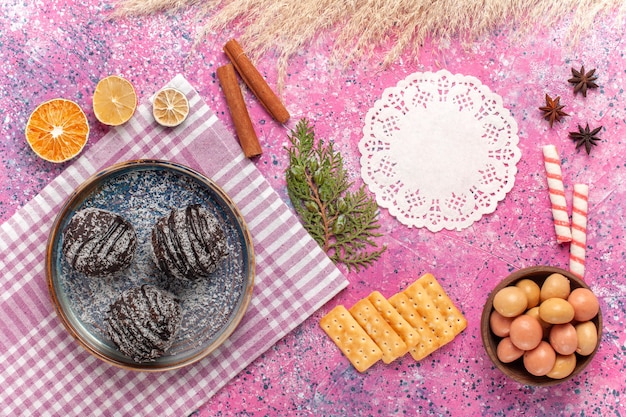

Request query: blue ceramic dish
[{"left": 46, "top": 160, "right": 255, "bottom": 371}]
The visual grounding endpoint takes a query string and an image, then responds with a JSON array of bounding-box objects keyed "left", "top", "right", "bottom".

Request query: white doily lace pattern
[{"left": 359, "top": 70, "right": 521, "bottom": 232}]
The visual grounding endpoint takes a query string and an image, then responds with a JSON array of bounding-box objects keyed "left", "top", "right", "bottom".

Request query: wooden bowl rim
[{"left": 480, "top": 266, "right": 602, "bottom": 386}]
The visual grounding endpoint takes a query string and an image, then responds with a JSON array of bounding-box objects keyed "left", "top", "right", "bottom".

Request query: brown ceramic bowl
[{"left": 481, "top": 266, "right": 602, "bottom": 386}]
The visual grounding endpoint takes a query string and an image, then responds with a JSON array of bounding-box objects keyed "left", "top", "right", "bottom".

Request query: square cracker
[
  {"left": 320, "top": 305, "right": 383, "bottom": 372},
  {"left": 367, "top": 291, "right": 420, "bottom": 349},
  {"left": 404, "top": 273, "right": 467, "bottom": 337},
  {"left": 388, "top": 292, "right": 440, "bottom": 361},
  {"left": 393, "top": 273, "right": 467, "bottom": 360},
  {"left": 349, "top": 298, "right": 408, "bottom": 363}
]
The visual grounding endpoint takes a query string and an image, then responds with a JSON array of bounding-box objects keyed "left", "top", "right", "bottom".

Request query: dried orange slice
[
  {"left": 152, "top": 87, "right": 190, "bottom": 127},
  {"left": 25, "top": 98, "right": 89, "bottom": 163},
  {"left": 93, "top": 75, "right": 137, "bottom": 126}
]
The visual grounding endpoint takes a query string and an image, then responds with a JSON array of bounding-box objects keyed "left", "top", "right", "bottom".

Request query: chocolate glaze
[
  {"left": 62, "top": 208, "right": 137, "bottom": 276},
  {"left": 105, "top": 285, "right": 182, "bottom": 362},
  {"left": 151, "top": 204, "right": 229, "bottom": 281}
]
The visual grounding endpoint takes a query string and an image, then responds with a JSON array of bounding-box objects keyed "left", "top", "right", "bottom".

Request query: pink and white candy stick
[
  {"left": 542, "top": 145, "right": 572, "bottom": 244},
  {"left": 570, "top": 183, "right": 589, "bottom": 279}
]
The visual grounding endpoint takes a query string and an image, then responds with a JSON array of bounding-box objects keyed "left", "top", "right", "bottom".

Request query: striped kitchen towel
[{"left": 0, "top": 74, "right": 348, "bottom": 415}]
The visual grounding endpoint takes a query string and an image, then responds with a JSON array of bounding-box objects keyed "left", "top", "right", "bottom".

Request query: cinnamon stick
[
  {"left": 223, "top": 39, "right": 290, "bottom": 124},
  {"left": 217, "top": 63, "right": 262, "bottom": 158}
]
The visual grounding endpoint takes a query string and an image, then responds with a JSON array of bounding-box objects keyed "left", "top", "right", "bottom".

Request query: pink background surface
[{"left": 1, "top": 2, "right": 625, "bottom": 416}]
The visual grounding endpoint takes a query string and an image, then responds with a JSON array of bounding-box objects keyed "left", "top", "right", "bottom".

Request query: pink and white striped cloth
[{"left": 0, "top": 75, "right": 348, "bottom": 415}]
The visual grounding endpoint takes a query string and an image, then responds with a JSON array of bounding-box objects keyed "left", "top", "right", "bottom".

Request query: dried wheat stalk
[{"left": 114, "top": 0, "right": 626, "bottom": 87}]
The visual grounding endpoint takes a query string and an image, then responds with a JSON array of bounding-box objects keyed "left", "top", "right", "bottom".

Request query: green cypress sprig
[{"left": 285, "top": 118, "right": 386, "bottom": 272}]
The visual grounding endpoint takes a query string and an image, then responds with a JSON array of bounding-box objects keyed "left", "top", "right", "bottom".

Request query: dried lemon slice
[
  {"left": 25, "top": 98, "right": 89, "bottom": 163},
  {"left": 152, "top": 87, "right": 190, "bottom": 127},
  {"left": 93, "top": 75, "right": 137, "bottom": 126}
]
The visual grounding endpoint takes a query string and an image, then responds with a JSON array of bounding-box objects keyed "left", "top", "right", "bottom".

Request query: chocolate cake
[
  {"left": 151, "top": 204, "right": 229, "bottom": 281},
  {"left": 62, "top": 208, "right": 137, "bottom": 277},
  {"left": 105, "top": 285, "right": 182, "bottom": 362}
]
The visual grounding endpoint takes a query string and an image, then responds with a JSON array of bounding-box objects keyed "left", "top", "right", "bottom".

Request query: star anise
[
  {"left": 539, "top": 94, "right": 568, "bottom": 127},
  {"left": 568, "top": 66, "right": 599, "bottom": 97},
  {"left": 569, "top": 123, "right": 602, "bottom": 155}
]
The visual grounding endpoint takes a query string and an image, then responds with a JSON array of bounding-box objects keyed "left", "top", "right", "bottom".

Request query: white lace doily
[{"left": 359, "top": 70, "right": 521, "bottom": 232}]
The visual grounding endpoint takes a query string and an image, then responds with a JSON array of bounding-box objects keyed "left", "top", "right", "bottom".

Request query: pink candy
[
  {"left": 542, "top": 145, "right": 572, "bottom": 244},
  {"left": 569, "top": 184, "right": 589, "bottom": 279},
  {"left": 542, "top": 145, "right": 589, "bottom": 280}
]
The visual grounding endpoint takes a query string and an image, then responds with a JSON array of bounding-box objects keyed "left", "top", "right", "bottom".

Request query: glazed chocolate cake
[
  {"left": 62, "top": 208, "right": 137, "bottom": 277},
  {"left": 151, "top": 204, "right": 229, "bottom": 281},
  {"left": 105, "top": 285, "right": 182, "bottom": 362}
]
